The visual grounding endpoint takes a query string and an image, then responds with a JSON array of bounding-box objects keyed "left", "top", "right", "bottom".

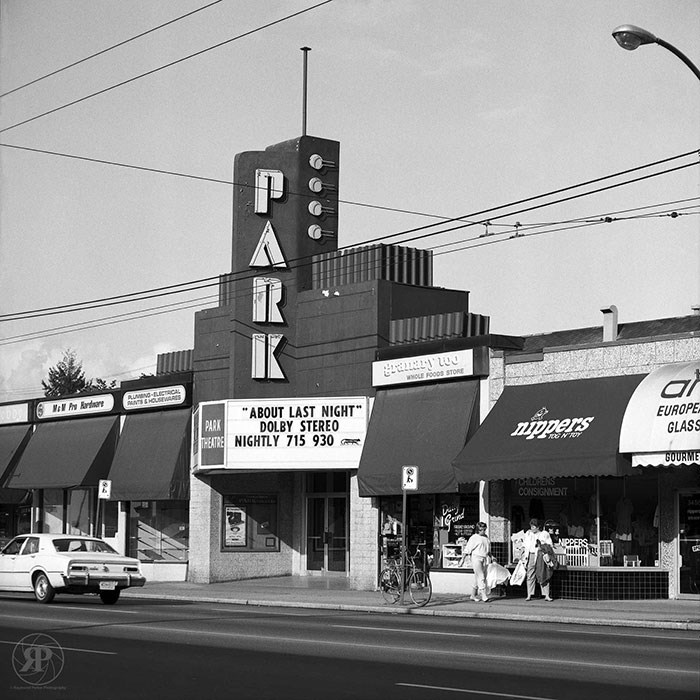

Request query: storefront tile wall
[{"left": 348, "top": 473, "right": 379, "bottom": 589}]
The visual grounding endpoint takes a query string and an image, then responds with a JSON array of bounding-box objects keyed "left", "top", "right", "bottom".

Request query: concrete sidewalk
[{"left": 122, "top": 577, "right": 700, "bottom": 631}]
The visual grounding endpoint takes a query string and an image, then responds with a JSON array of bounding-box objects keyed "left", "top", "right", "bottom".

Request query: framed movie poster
[
  {"left": 224, "top": 505, "right": 247, "bottom": 547},
  {"left": 222, "top": 495, "right": 279, "bottom": 551}
]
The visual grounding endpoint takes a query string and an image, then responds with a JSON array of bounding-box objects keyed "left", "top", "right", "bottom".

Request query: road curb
[{"left": 122, "top": 592, "right": 700, "bottom": 631}]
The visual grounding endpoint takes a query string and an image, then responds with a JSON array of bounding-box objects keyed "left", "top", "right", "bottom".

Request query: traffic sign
[
  {"left": 98, "top": 479, "right": 112, "bottom": 500},
  {"left": 402, "top": 465, "right": 418, "bottom": 491}
]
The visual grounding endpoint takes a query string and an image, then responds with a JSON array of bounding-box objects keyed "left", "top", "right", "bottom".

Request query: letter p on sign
[
  {"left": 98, "top": 479, "right": 112, "bottom": 500},
  {"left": 402, "top": 466, "right": 418, "bottom": 491}
]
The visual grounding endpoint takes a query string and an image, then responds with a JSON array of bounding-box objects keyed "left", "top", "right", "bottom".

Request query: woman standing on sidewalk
[
  {"left": 523, "top": 518, "right": 554, "bottom": 601},
  {"left": 465, "top": 522, "right": 491, "bottom": 602}
]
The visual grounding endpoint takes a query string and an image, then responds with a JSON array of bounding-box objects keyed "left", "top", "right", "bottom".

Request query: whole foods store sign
[
  {"left": 194, "top": 397, "right": 368, "bottom": 471},
  {"left": 372, "top": 349, "right": 476, "bottom": 387}
]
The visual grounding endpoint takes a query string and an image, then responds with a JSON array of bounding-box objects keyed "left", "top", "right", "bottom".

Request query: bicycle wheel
[
  {"left": 407, "top": 569, "right": 432, "bottom": 607},
  {"left": 379, "top": 567, "right": 401, "bottom": 604}
]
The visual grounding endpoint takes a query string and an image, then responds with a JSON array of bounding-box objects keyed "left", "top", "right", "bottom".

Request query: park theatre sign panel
[{"left": 193, "top": 397, "right": 368, "bottom": 472}]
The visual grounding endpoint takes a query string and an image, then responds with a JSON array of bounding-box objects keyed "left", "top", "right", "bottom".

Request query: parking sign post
[
  {"left": 96, "top": 480, "right": 111, "bottom": 537},
  {"left": 400, "top": 466, "right": 418, "bottom": 605}
]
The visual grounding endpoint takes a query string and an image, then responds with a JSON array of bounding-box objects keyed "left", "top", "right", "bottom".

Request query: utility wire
[
  {"left": 0, "top": 0, "right": 336, "bottom": 134},
  {"left": 4, "top": 205, "right": 696, "bottom": 349},
  {"left": 2, "top": 142, "right": 696, "bottom": 229},
  {"left": 1, "top": 200, "right": 695, "bottom": 344},
  {"left": 0, "top": 0, "right": 224, "bottom": 99},
  {"left": 1, "top": 150, "right": 696, "bottom": 322},
  {"left": 357, "top": 150, "right": 700, "bottom": 247}
]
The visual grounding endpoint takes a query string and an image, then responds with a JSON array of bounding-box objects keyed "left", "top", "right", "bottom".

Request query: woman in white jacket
[{"left": 465, "top": 522, "right": 491, "bottom": 602}]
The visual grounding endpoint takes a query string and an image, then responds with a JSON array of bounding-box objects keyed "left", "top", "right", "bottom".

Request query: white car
[{"left": 0, "top": 534, "right": 146, "bottom": 604}]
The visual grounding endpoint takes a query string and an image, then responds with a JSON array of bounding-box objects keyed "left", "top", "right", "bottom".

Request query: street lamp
[{"left": 612, "top": 24, "right": 700, "bottom": 83}]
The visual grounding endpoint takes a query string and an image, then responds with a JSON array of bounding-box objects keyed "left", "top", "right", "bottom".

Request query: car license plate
[{"left": 99, "top": 581, "right": 117, "bottom": 590}]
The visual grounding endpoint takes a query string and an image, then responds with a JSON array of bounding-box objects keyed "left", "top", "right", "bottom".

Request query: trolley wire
[
  {"left": 0, "top": 0, "right": 224, "bottom": 99},
  {"left": 1, "top": 200, "right": 696, "bottom": 347},
  {"left": 1, "top": 149, "right": 697, "bottom": 323}
]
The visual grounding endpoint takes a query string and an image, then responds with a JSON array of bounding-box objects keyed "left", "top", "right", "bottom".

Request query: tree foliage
[{"left": 42, "top": 349, "right": 116, "bottom": 397}]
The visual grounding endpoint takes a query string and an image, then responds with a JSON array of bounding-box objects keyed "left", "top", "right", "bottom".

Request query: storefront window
[
  {"left": 378, "top": 489, "right": 479, "bottom": 570},
  {"left": 128, "top": 500, "right": 189, "bottom": 562},
  {"left": 505, "top": 475, "right": 659, "bottom": 567},
  {"left": 599, "top": 476, "right": 658, "bottom": 567},
  {"left": 67, "top": 489, "right": 92, "bottom": 535},
  {"left": 42, "top": 489, "right": 64, "bottom": 533},
  {"left": 221, "top": 495, "right": 278, "bottom": 552}
]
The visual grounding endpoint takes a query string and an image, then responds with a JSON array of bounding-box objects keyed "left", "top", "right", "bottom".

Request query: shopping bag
[
  {"left": 509, "top": 558, "right": 526, "bottom": 586},
  {"left": 486, "top": 561, "right": 511, "bottom": 588}
]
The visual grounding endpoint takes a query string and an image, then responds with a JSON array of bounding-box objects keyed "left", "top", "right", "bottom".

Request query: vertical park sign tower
[{"left": 198, "top": 135, "right": 340, "bottom": 401}]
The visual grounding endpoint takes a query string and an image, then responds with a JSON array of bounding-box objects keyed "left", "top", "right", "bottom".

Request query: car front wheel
[
  {"left": 33, "top": 572, "right": 55, "bottom": 604},
  {"left": 99, "top": 589, "right": 120, "bottom": 605}
]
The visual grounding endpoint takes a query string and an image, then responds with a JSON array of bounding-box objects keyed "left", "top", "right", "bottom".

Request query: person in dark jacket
[{"left": 523, "top": 518, "right": 554, "bottom": 601}]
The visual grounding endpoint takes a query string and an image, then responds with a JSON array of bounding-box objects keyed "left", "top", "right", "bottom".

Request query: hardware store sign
[
  {"left": 198, "top": 397, "right": 368, "bottom": 471},
  {"left": 36, "top": 394, "right": 115, "bottom": 420}
]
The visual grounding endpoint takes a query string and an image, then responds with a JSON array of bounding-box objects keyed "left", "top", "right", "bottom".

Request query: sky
[{"left": 0, "top": 0, "right": 698, "bottom": 403}]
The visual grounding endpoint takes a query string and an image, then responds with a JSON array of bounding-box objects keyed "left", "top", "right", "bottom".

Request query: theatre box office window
[{"left": 222, "top": 495, "right": 279, "bottom": 552}]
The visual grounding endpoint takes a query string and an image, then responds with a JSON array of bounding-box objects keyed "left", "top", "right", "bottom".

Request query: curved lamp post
[{"left": 612, "top": 24, "right": 700, "bottom": 83}]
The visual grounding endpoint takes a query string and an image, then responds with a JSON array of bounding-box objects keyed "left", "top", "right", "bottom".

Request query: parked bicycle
[{"left": 379, "top": 546, "right": 432, "bottom": 607}]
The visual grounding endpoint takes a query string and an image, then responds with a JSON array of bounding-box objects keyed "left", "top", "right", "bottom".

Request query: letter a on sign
[
  {"left": 402, "top": 466, "right": 418, "bottom": 491},
  {"left": 250, "top": 221, "right": 287, "bottom": 268}
]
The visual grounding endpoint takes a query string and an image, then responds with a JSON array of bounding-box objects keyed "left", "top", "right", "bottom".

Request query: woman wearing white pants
[
  {"left": 465, "top": 522, "right": 491, "bottom": 602},
  {"left": 523, "top": 518, "right": 553, "bottom": 601}
]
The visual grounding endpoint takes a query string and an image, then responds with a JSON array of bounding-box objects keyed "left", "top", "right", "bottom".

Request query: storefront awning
[
  {"left": 453, "top": 375, "right": 645, "bottom": 482},
  {"left": 6, "top": 416, "right": 119, "bottom": 489},
  {"left": 620, "top": 361, "right": 700, "bottom": 467},
  {"left": 108, "top": 409, "right": 191, "bottom": 501},
  {"left": 0, "top": 425, "right": 32, "bottom": 503},
  {"left": 358, "top": 380, "right": 480, "bottom": 496}
]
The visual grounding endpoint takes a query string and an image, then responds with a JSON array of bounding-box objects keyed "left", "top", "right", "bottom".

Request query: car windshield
[{"left": 52, "top": 538, "right": 117, "bottom": 554}]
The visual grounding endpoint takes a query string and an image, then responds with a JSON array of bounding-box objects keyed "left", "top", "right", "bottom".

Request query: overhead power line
[
  {"left": 0, "top": 0, "right": 224, "bottom": 99},
  {"left": 1, "top": 191, "right": 696, "bottom": 334},
  {"left": 0, "top": 0, "right": 336, "bottom": 134},
  {"left": 1, "top": 203, "right": 696, "bottom": 350},
  {"left": 0, "top": 155, "right": 696, "bottom": 323}
]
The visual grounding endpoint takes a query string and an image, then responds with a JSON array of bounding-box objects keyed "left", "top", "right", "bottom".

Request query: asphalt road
[{"left": 0, "top": 595, "right": 698, "bottom": 700}]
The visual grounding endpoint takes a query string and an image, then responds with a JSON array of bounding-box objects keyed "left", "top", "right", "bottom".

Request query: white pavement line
[
  {"left": 560, "top": 628, "right": 700, "bottom": 642},
  {"left": 397, "top": 683, "right": 556, "bottom": 699},
  {"left": 57, "top": 605, "right": 142, "bottom": 614},
  {"left": 333, "top": 624, "right": 481, "bottom": 638},
  {"left": 209, "top": 607, "right": 314, "bottom": 616},
  {"left": 119, "top": 625, "right": 699, "bottom": 675},
  {"left": 0, "top": 639, "right": 116, "bottom": 655}
]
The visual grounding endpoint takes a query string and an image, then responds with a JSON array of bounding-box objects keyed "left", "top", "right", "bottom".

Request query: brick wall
[{"left": 349, "top": 472, "right": 380, "bottom": 589}]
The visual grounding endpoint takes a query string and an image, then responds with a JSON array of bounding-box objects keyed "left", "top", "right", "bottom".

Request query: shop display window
[
  {"left": 221, "top": 495, "right": 279, "bottom": 552},
  {"left": 378, "top": 489, "right": 479, "bottom": 570},
  {"left": 67, "top": 489, "right": 92, "bottom": 536},
  {"left": 598, "top": 476, "right": 659, "bottom": 567},
  {"left": 129, "top": 500, "right": 189, "bottom": 562},
  {"left": 505, "top": 475, "right": 659, "bottom": 567},
  {"left": 42, "top": 489, "right": 65, "bottom": 533}
]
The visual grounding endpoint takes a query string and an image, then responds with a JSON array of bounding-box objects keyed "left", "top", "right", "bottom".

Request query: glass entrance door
[
  {"left": 305, "top": 473, "right": 348, "bottom": 574},
  {"left": 678, "top": 491, "right": 700, "bottom": 595}
]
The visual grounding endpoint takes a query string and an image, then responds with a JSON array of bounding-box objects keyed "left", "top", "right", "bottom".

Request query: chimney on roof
[{"left": 601, "top": 305, "right": 618, "bottom": 342}]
